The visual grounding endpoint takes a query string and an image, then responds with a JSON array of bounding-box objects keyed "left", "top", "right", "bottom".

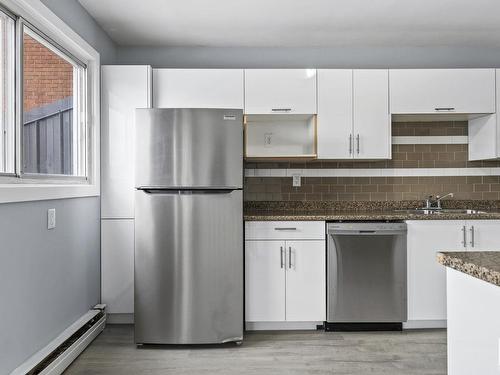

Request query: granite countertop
[
  {"left": 437, "top": 251, "right": 500, "bottom": 286},
  {"left": 244, "top": 200, "right": 500, "bottom": 221},
  {"left": 244, "top": 210, "right": 500, "bottom": 221}
]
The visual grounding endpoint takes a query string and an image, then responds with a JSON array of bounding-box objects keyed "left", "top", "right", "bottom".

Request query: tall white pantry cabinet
[{"left": 101, "top": 65, "right": 152, "bottom": 321}]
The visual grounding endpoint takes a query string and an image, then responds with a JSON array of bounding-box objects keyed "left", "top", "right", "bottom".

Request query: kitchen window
[
  {"left": 22, "top": 26, "right": 87, "bottom": 177},
  {"left": 0, "top": 1, "right": 99, "bottom": 203}
]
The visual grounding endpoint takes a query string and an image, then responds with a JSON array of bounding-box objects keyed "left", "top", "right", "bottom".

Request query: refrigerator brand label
[{"left": 223, "top": 115, "right": 236, "bottom": 120}]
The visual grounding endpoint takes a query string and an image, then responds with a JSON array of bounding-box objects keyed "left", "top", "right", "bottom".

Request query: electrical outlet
[
  {"left": 292, "top": 174, "right": 301, "bottom": 187},
  {"left": 264, "top": 133, "right": 273, "bottom": 147},
  {"left": 47, "top": 208, "right": 56, "bottom": 230}
]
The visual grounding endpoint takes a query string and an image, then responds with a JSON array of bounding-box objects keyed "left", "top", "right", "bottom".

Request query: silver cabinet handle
[
  {"left": 274, "top": 227, "right": 297, "bottom": 231},
  {"left": 356, "top": 134, "right": 360, "bottom": 154},
  {"left": 288, "top": 246, "right": 292, "bottom": 269},
  {"left": 271, "top": 108, "right": 292, "bottom": 112},
  {"left": 462, "top": 225, "right": 467, "bottom": 248},
  {"left": 434, "top": 107, "right": 455, "bottom": 111},
  {"left": 470, "top": 226, "right": 475, "bottom": 248},
  {"left": 349, "top": 134, "right": 352, "bottom": 155},
  {"left": 280, "top": 246, "right": 284, "bottom": 268}
]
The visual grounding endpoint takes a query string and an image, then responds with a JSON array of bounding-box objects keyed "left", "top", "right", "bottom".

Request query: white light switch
[
  {"left": 292, "top": 174, "right": 301, "bottom": 187},
  {"left": 47, "top": 208, "right": 56, "bottom": 230}
]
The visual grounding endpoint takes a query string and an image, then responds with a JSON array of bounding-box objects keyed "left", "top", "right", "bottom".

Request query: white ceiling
[{"left": 79, "top": 0, "right": 500, "bottom": 48}]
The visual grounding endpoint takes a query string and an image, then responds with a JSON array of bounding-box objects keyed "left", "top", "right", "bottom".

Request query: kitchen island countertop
[{"left": 437, "top": 251, "right": 500, "bottom": 287}]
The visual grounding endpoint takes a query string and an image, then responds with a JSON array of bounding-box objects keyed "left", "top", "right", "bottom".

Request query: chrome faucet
[{"left": 424, "top": 193, "right": 454, "bottom": 210}]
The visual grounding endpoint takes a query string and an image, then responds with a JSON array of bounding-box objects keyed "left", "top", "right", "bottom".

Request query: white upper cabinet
[
  {"left": 353, "top": 69, "right": 390, "bottom": 159},
  {"left": 101, "top": 65, "right": 152, "bottom": 219},
  {"left": 468, "top": 70, "right": 500, "bottom": 161},
  {"left": 317, "top": 69, "right": 390, "bottom": 159},
  {"left": 153, "top": 69, "right": 244, "bottom": 109},
  {"left": 317, "top": 69, "right": 353, "bottom": 159},
  {"left": 244, "top": 69, "right": 317, "bottom": 114},
  {"left": 390, "top": 69, "right": 496, "bottom": 114}
]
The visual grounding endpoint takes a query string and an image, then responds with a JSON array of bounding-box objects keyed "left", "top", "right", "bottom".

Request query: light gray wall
[
  {"left": 41, "top": 0, "right": 117, "bottom": 64},
  {"left": 0, "top": 197, "right": 100, "bottom": 374},
  {"left": 0, "top": 1, "right": 113, "bottom": 373},
  {"left": 116, "top": 46, "right": 500, "bottom": 68}
]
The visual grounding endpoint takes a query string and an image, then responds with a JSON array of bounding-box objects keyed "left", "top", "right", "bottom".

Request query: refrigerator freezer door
[
  {"left": 134, "top": 189, "right": 243, "bottom": 344},
  {"left": 135, "top": 108, "right": 243, "bottom": 189}
]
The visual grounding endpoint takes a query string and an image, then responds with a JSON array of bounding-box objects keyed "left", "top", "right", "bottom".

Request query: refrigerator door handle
[{"left": 139, "top": 188, "right": 240, "bottom": 195}]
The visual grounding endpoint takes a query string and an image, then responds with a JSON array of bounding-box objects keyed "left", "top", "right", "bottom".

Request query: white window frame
[
  {"left": 0, "top": 0, "right": 100, "bottom": 203},
  {"left": 20, "top": 24, "right": 87, "bottom": 180}
]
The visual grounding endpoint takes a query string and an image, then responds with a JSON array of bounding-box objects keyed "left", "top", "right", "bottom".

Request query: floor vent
[{"left": 12, "top": 305, "right": 106, "bottom": 375}]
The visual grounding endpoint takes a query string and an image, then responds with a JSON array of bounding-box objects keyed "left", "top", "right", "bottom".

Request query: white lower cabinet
[
  {"left": 101, "top": 219, "right": 135, "bottom": 315},
  {"left": 245, "top": 241, "right": 286, "bottom": 322},
  {"left": 406, "top": 219, "right": 500, "bottom": 327},
  {"left": 245, "top": 221, "right": 326, "bottom": 324},
  {"left": 465, "top": 220, "right": 500, "bottom": 251},
  {"left": 285, "top": 240, "right": 326, "bottom": 321}
]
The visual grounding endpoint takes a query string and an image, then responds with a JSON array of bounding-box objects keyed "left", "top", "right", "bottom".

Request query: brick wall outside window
[{"left": 23, "top": 33, "right": 72, "bottom": 113}]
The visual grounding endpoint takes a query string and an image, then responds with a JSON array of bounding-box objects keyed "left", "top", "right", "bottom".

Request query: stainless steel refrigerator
[{"left": 134, "top": 108, "right": 243, "bottom": 345}]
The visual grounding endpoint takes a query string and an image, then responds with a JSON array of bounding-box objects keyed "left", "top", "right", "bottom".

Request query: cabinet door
[
  {"left": 468, "top": 68, "right": 500, "bottom": 161},
  {"left": 101, "top": 219, "right": 135, "bottom": 314},
  {"left": 244, "top": 69, "right": 317, "bottom": 114},
  {"left": 101, "top": 66, "right": 151, "bottom": 218},
  {"left": 468, "top": 114, "right": 498, "bottom": 161},
  {"left": 245, "top": 241, "right": 286, "bottom": 321},
  {"left": 466, "top": 220, "right": 500, "bottom": 251},
  {"left": 285, "top": 240, "right": 326, "bottom": 321},
  {"left": 407, "top": 220, "right": 465, "bottom": 322},
  {"left": 353, "top": 69, "right": 391, "bottom": 159},
  {"left": 153, "top": 69, "right": 244, "bottom": 109},
  {"left": 390, "top": 69, "right": 495, "bottom": 114},
  {"left": 317, "top": 69, "right": 353, "bottom": 159}
]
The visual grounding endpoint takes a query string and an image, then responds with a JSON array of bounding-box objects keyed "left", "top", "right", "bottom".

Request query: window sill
[{"left": 0, "top": 182, "right": 99, "bottom": 203}]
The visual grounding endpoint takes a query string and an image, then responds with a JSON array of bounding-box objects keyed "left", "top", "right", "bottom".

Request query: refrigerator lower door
[{"left": 134, "top": 189, "right": 243, "bottom": 344}]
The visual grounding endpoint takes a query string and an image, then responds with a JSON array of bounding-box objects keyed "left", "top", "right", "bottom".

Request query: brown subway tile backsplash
[
  {"left": 244, "top": 176, "right": 500, "bottom": 202},
  {"left": 244, "top": 122, "right": 500, "bottom": 202}
]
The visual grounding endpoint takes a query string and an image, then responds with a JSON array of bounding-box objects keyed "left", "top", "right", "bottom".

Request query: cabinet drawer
[{"left": 245, "top": 221, "right": 325, "bottom": 240}]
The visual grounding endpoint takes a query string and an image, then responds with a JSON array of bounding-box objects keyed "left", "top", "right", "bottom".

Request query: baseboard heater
[{"left": 11, "top": 304, "right": 106, "bottom": 375}]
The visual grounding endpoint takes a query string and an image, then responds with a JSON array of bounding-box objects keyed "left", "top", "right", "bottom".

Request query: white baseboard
[
  {"left": 403, "top": 320, "right": 447, "bottom": 329},
  {"left": 106, "top": 313, "right": 134, "bottom": 324},
  {"left": 40, "top": 315, "right": 105, "bottom": 375},
  {"left": 245, "top": 321, "right": 322, "bottom": 331},
  {"left": 11, "top": 308, "right": 105, "bottom": 375}
]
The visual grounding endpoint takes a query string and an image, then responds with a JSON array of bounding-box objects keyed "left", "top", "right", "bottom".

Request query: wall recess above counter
[{"left": 244, "top": 114, "right": 317, "bottom": 160}]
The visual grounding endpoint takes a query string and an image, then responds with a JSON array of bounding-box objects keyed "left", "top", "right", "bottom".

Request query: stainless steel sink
[{"left": 394, "top": 209, "right": 487, "bottom": 215}]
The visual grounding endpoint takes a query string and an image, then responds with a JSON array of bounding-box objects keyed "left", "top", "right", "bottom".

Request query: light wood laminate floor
[{"left": 65, "top": 325, "right": 446, "bottom": 375}]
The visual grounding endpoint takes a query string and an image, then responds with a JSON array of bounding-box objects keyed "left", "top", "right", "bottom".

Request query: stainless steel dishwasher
[{"left": 326, "top": 222, "right": 407, "bottom": 331}]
